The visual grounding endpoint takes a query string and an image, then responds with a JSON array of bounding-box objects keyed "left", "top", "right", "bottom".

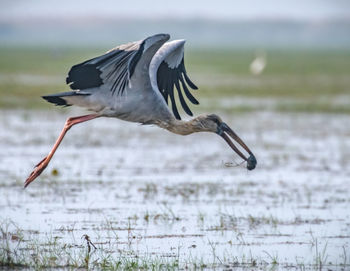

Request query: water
[{"left": 0, "top": 110, "right": 349, "bottom": 269}]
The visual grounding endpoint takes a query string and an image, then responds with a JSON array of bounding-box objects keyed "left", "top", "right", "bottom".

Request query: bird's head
[{"left": 195, "top": 114, "right": 257, "bottom": 170}]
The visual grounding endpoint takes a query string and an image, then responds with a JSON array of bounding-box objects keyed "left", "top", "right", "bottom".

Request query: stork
[{"left": 24, "top": 34, "right": 256, "bottom": 188}]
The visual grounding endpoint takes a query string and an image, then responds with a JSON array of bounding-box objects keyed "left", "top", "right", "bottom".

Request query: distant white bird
[
  {"left": 25, "top": 34, "right": 256, "bottom": 188},
  {"left": 250, "top": 50, "right": 266, "bottom": 75}
]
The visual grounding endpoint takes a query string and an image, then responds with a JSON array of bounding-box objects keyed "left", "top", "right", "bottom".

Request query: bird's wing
[
  {"left": 66, "top": 40, "right": 145, "bottom": 95},
  {"left": 149, "top": 40, "right": 198, "bottom": 120}
]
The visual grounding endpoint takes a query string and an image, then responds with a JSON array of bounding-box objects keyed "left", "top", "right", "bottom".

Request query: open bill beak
[{"left": 219, "top": 123, "right": 257, "bottom": 170}]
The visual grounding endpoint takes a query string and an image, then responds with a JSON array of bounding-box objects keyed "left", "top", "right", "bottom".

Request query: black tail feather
[
  {"left": 42, "top": 91, "right": 90, "bottom": 107},
  {"left": 42, "top": 95, "right": 70, "bottom": 106}
]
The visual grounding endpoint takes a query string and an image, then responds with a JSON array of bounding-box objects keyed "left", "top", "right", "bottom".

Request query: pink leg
[{"left": 24, "top": 114, "right": 100, "bottom": 188}]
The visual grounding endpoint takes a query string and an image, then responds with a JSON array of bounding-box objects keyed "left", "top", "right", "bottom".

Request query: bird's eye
[
  {"left": 212, "top": 118, "right": 220, "bottom": 125},
  {"left": 208, "top": 114, "right": 220, "bottom": 125}
]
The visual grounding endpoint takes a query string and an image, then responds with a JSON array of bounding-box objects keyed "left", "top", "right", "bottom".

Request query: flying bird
[{"left": 24, "top": 34, "right": 257, "bottom": 188}]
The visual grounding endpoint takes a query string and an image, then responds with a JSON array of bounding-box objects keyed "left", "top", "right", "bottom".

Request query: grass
[
  {"left": 2, "top": 225, "right": 347, "bottom": 271},
  {"left": 0, "top": 220, "right": 180, "bottom": 270},
  {"left": 2, "top": 214, "right": 348, "bottom": 270},
  {"left": 0, "top": 46, "right": 349, "bottom": 113},
  {"left": 0, "top": 220, "right": 286, "bottom": 270}
]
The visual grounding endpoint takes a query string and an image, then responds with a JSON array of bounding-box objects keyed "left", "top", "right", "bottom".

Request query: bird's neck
[{"left": 158, "top": 118, "right": 204, "bottom": 136}]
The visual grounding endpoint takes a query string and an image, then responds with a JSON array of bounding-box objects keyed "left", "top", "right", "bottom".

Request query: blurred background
[
  {"left": 1, "top": 1, "right": 350, "bottom": 268},
  {"left": 0, "top": 0, "right": 349, "bottom": 112}
]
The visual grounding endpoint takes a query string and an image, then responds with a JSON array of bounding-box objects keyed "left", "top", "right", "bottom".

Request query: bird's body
[{"left": 25, "top": 34, "right": 256, "bottom": 188}]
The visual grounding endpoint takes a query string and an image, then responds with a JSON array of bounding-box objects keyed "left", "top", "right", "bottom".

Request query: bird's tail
[{"left": 42, "top": 91, "right": 90, "bottom": 107}]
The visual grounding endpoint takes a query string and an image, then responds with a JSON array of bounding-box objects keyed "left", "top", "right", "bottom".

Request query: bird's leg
[{"left": 24, "top": 114, "right": 100, "bottom": 188}]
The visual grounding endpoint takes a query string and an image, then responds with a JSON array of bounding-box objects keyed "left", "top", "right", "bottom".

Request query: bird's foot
[{"left": 24, "top": 157, "right": 49, "bottom": 188}]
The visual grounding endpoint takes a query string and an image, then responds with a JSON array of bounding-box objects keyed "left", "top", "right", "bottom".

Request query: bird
[
  {"left": 249, "top": 50, "right": 266, "bottom": 75},
  {"left": 24, "top": 33, "right": 257, "bottom": 188}
]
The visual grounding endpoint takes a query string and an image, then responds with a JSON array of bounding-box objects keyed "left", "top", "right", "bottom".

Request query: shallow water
[{"left": 1, "top": 109, "right": 349, "bottom": 269}]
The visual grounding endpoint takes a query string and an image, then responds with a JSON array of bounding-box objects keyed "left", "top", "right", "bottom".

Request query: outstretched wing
[
  {"left": 66, "top": 40, "right": 145, "bottom": 95},
  {"left": 150, "top": 40, "right": 198, "bottom": 120}
]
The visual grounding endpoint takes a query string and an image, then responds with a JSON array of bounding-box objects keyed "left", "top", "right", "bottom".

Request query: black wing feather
[
  {"left": 66, "top": 42, "right": 143, "bottom": 95},
  {"left": 156, "top": 58, "right": 198, "bottom": 120},
  {"left": 168, "top": 80, "right": 180, "bottom": 120},
  {"left": 175, "top": 79, "right": 193, "bottom": 116},
  {"left": 179, "top": 74, "right": 199, "bottom": 105},
  {"left": 183, "top": 71, "right": 198, "bottom": 90},
  {"left": 67, "top": 64, "right": 102, "bottom": 90}
]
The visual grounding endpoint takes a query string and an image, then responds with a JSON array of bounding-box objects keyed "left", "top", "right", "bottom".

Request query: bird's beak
[{"left": 218, "top": 123, "right": 257, "bottom": 170}]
